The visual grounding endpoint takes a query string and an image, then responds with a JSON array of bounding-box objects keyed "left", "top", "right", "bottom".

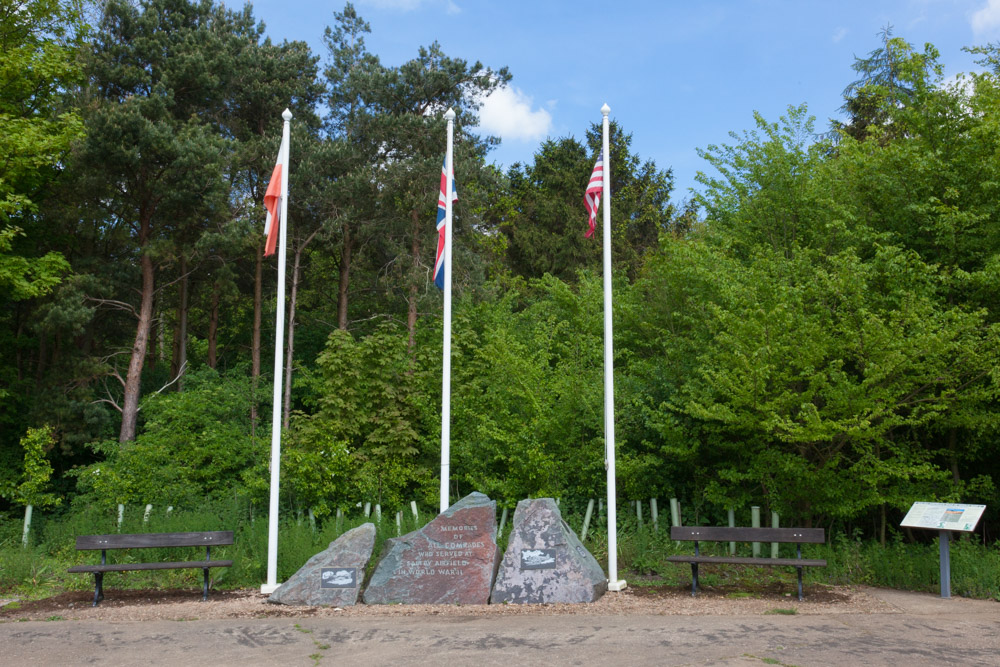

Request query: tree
[
  {"left": 77, "top": 0, "right": 255, "bottom": 441},
  {"left": 0, "top": 0, "right": 84, "bottom": 469},
  {"left": 503, "top": 120, "right": 673, "bottom": 282},
  {"left": 319, "top": 6, "right": 509, "bottom": 346},
  {"left": 0, "top": 0, "right": 86, "bottom": 222},
  {"left": 832, "top": 26, "right": 942, "bottom": 141},
  {"left": 628, "top": 105, "right": 1000, "bottom": 531}
]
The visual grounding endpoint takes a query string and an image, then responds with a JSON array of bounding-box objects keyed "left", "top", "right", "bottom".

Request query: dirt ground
[{"left": 0, "top": 580, "right": 894, "bottom": 623}]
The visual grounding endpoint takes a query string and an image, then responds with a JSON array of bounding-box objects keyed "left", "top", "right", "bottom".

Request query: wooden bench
[
  {"left": 67, "top": 531, "right": 233, "bottom": 606},
  {"left": 666, "top": 526, "right": 826, "bottom": 600}
]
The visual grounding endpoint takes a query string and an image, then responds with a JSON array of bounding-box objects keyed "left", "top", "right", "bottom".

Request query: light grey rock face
[
  {"left": 362, "top": 492, "right": 500, "bottom": 605},
  {"left": 268, "top": 523, "right": 375, "bottom": 606},
  {"left": 490, "top": 498, "right": 607, "bottom": 604}
]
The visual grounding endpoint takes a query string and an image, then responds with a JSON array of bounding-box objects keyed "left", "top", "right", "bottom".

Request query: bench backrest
[
  {"left": 670, "top": 526, "right": 824, "bottom": 544},
  {"left": 76, "top": 531, "right": 234, "bottom": 551}
]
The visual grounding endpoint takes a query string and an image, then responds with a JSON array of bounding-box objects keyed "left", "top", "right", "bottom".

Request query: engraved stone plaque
[
  {"left": 320, "top": 567, "right": 357, "bottom": 589},
  {"left": 362, "top": 492, "right": 500, "bottom": 605},
  {"left": 491, "top": 498, "right": 606, "bottom": 604},
  {"left": 269, "top": 523, "right": 375, "bottom": 606},
  {"left": 520, "top": 549, "right": 557, "bottom": 570}
]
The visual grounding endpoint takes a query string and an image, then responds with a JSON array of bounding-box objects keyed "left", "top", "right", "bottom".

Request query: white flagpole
[
  {"left": 439, "top": 107, "right": 455, "bottom": 513},
  {"left": 262, "top": 108, "right": 292, "bottom": 595},
  {"left": 601, "top": 103, "right": 626, "bottom": 592}
]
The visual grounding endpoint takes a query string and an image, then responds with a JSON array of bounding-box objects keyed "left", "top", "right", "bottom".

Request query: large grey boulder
[
  {"left": 362, "top": 492, "right": 500, "bottom": 605},
  {"left": 490, "top": 498, "right": 607, "bottom": 604},
  {"left": 268, "top": 523, "right": 375, "bottom": 606}
]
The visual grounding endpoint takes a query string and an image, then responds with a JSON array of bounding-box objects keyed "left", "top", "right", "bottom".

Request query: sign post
[{"left": 900, "top": 502, "right": 986, "bottom": 599}]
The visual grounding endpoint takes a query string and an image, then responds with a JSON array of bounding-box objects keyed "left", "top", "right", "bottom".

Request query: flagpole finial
[
  {"left": 444, "top": 107, "right": 456, "bottom": 121},
  {"left": 601, "top": 103, "right": 610, "bottom": 117},
  {"left": 282, "top": 108, "right": 293, "bottom": 121}
]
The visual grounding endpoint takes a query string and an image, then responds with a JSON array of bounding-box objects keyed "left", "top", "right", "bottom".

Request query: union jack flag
[
  {"left": 434, "top": 158, "right": 458, "bottom": 289},
  {"left": 583, "top": 151, "right": 604, "bottom": 238}
]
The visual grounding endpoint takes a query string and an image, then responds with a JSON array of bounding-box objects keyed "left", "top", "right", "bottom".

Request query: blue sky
[{"left": 246, "top": 0, "right": 1000, "bottom": 200}]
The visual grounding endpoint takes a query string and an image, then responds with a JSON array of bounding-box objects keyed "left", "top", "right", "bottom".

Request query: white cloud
[
  {"left": 971, "top": 0, "right": 1000, "bottom": 36},
  {"left": 832, "top": 27, "right": 848, "bottom": 44},
  {"left": 478, "top": 86, "right": 553, "bottom": 142},
  {"left": 359, "top": 0, "right": 460, "bottom": 12}
]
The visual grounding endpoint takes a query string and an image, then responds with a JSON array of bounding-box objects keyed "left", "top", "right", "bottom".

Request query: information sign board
[{"left": 900, "top": 502, "right": 986, "bottom": 532}]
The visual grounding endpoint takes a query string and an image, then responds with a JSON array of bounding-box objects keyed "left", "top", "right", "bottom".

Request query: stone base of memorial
[
  {"left": 268, "top": 523, "right": 375, "bottom": 606},
  {"left": 490, "top": 498, "right": 607, "bottom": 604},
  {"left": 362, "top": 492, "right": 500, "bottom": 605}
]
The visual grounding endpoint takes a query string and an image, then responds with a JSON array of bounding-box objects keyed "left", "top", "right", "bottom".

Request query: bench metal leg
[
  {"left": 92, "top": 572, "right": 104, "bottom": 607},
  {"left": 797, "top": 567, "right": 803, "bottom": 601},
  {"left": 691, "top": 563, "right": 699, "bottom": 597},
  {"left": 202, "top": 568, "right": 210, "bottom": 601}
]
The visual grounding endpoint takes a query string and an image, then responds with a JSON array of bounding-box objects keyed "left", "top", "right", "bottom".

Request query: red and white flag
[
  {"left": 263, "top": 132, "right": 288, "bottom": 257},
  {"left": 583, "top": 151, "right": 604, "bottom": 238}
]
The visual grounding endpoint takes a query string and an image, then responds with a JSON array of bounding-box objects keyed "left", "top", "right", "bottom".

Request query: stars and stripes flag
[
  {"left": 262, "top": 131, "right": 289, "bottom": 257},
  {"left": 584, "top": 151, "right": 604, "bottom": 238},
  {"left": 433, "top": 158, "right": 458, "bottom": 289}
]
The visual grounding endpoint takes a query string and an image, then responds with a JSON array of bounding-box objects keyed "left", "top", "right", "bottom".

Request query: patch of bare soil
[{"left": 0, "top": 581, "right": 891, "bottom": 623}]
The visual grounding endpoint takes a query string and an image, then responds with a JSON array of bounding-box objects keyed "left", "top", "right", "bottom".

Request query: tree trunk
[
  {"left": 207, "top": 280, "right": 220, "bottom": 369},
  {"left": 251, "top": 240, "right": 263, "bottom": 438},
  {"left": 35, "top": 333, "right": 47, "bottom": 391},
  {"left": 176, "top": 254, "right": 188, "bottom": 389},
  {"left": 879, "top": 503, "right": 886, "bottom": 547},
  {"left": 158, "top": 308, "right": 166, "bottom": 362},
  {"left": 407, "top": 210, "right": 420, "bottom": 354},
  {"left": 337, "top": 221, "right": 352, "bottom": 330},
  {"left": 119, "top": 233, "right": 155, "bottom": 443},
  {"left": 146, "top": 302, "right": 156, "bottom": 372},
  {"left": 949, "top": 428, "right": 960, "bottom": 483},
  {"left": 283, "top": 229, "right": 319, "bottom": 428},
  {"left": 171, "top": 256, "right": 189, "bottom": 384},
  {"left": 252, "top": 241, "right": 263, "bottom": 379}
]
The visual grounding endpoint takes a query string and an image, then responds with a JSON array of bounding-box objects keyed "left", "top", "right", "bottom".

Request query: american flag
[
  {"left": 584, "top": 151, "right": 603, "bottom": 238},
  {"left": 433, "top": 158, "right": 458, "bottom": 289}
]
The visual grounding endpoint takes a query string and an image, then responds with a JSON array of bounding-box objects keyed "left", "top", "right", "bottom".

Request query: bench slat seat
[
  {"left": 75, "top": 531, "right": 233, "bottom": 550},
  {"left": 665, "top": 555, "right": 826, "bottom": 568},
  {"left": 671, "top": 526, "right": 824, "bottom": 543},
  {"left": 68, "top": 560, "right": 234, "bottom": 573},
  {"left": 68, "top": 530, "right": 233, "bottom": 606},
  {"left": 668, "top": 525, "right": 826, "bottom": 601}
]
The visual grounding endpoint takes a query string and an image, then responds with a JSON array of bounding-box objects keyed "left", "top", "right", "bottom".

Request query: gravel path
[{"left": 0, "top": 584, "right": 895, "bottom": 623}]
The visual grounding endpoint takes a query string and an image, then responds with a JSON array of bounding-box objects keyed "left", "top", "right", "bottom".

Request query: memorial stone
[
  {"left": 362, "top": 492, "right": 500, "bottom": 605},
  {"left": 490, "top": 498, "right": 607, "bottom": 604},
  {"left": 268, "top": 523, "right": 375, "bottom": 606}
]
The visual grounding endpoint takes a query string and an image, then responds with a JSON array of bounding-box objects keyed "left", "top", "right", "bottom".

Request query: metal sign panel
[{"left": 900, "top": 502, "right": 986, "bottom": 532}]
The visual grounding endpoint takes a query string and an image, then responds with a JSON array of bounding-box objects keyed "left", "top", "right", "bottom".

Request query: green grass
[
  {"left": 0, "top": 499, "right": 432, "bottom": 599},
  {"left": 3, "top": 501, "right": 1000, "bottom": 601}
]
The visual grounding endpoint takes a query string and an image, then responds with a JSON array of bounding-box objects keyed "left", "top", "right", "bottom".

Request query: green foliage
[
  {"left": 835, "top": 26, "right": 942, "bottom": 141},
  {"left": 296, "top": 326, "right": 430, "bottom": 509},
  {"left": 0, "top": 0, "right": 86, "bottom": 221},
  {"left": 3, "top": 426, "right": 63, "bottom": 510},
  {"left": 450, "top": 275, "right": 607, "bottom": 502},
  {"left": 502, "top": 121, "right": 673, "bottom": 282},
  {"left": 0, "top": 228, "right": 70, "bottom": 303},
  {"left": 70, "top": 367, "right": 261, "bottom": 507}
]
